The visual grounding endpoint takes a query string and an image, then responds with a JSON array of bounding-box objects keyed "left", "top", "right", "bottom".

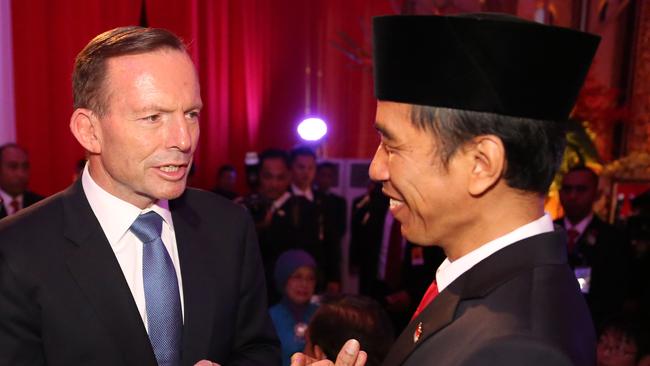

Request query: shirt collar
[
  {"left": 435, "top": 214, "right": 554, "bottom": 292},
  {"left": 563, "top": 213, "right": 593, "bottom": 237},
  {"left": 81, "top": 164, "right": 174, "bottom": 246},
  {"left": 0, "top": 188, "right": 13, "bottom": 205},
  {"left": 0, "top": 188, "right": 22, "bottom": 210},
  {"left": 291, "top": 184, "right": 314, "bottom": 201}
]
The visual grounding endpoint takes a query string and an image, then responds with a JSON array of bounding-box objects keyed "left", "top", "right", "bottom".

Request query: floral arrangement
[{"left": 601, "top": 152, "right": 650, "bottom": 180}]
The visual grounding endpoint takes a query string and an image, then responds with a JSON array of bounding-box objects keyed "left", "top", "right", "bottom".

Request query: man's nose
[
  {"left": 369, "top": 145, "right": 388, "bottom": 182},
  {"left": 167, "top": 114, "right": 195, "bottom": 152}
]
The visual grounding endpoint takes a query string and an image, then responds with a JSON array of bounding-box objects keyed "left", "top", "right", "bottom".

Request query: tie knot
[{"left": 130, "top": 211, "right": 163, "bottom": 243}]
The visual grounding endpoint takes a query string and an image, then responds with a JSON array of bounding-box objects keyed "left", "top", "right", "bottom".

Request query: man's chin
[{"left": 154, "top": 183, "right": 188, "bottom": 201}]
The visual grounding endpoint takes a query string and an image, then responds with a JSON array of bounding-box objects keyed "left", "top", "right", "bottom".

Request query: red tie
[
  {"left": 567, "top": 228, "right": 579, "bottom": 254},
  {"left": 384, "top": 220, "right": 403, "bottom": 290},
  {"left": 412, "top": 280, "right": 439, "bottom": 320},
  {"left": 10, "top": 199, "right": 20, "bottom": 214}
]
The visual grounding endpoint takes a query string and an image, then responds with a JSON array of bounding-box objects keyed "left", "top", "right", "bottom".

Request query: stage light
[{"left": 297, "top": 117, "right": 327, "bottom": 142}]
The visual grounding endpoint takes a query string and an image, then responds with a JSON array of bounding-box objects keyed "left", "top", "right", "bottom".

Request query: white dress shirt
[
  {"left": 436, "top": 214, "right": 555, "bottom": 292},
  {"left": 81, "top": 165, "right": 184, "bottom": 331},
  {"left": 563, "top": 213, "right": 593, "bottom": 240},
  {"left": 291, "top": 184, "right": 314, "bottom": 202}
]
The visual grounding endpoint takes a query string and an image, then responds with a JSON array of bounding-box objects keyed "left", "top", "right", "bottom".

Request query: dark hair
[
  {"left": 411, "top": 105, "right": 567, "bottom": 195},
  {"left": 308, "top": 295, "right": 394, "bottom": 366},
  {"left": 0, "top": 143, "right": 26, "bottom": 163},
  {"left": 598, "top": 317, "right": 645, "bottom": 363},
  {"left": 73, "top": 26, "right": 186, "bottom": 117},
  {"left": 218, "top": 164, "right": 236, "bottom": 176},
  {"left": 290, "top": 146, "right": 317, "bottom": 166},
  {"left": 564, "top": 165, "right": 599, "bottom": 187},
  {"left": 259, "top": 149, "right": 290, "bottom": 170},
  {"left": 317, "top": 161, "right": 337, "bottom": 172}
]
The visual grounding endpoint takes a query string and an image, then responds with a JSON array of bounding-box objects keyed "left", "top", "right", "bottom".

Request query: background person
[
  {"left": 0, "top": 143, "right": 44, "bottom": 219},
  {"left": 556, "top": 165, "right": 632, "bottom": 329},
  {"left": 304, "top": 295, "right": 394, "bottom": 366},
  {"left": 270, "top": 250, "right": 320, "bottom": 366}
]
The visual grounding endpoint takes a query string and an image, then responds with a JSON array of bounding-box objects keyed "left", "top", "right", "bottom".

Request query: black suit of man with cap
[
  {"left": 370, "top": 14, "right": 599, "bottom": 366},
  {"left": 291, "top": 13, "right": 600, "bottom": 366}
]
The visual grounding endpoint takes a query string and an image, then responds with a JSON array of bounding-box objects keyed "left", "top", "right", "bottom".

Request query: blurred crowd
[{"left": 2, "top": 142, "right": 649, "bottom": 365}]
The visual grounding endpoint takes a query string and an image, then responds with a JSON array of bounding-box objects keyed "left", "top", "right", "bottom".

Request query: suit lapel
[
  {"left": 171, "top": 195, "right": 219, "bottom": 363},
  {"left": 382, "top": 286, "right": 460, "bottom": 366},
  {"left": 62, "top": 181, "right": 157, "bottom": 366},
  {"left": 382, "top": 232, "right": 567, "bottom": 366}
]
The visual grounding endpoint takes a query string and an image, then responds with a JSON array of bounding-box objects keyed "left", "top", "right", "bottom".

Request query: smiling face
[
  {"left": 84, "top": 49, "right": 202, "bottom": 208},
  {"left": 369, "top": 101, "right": 473, "bottom": 247}
]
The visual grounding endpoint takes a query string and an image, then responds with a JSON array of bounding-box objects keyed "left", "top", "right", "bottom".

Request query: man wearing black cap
[{"left": 291, "top": 12, "right": 599, "bottom": 366}]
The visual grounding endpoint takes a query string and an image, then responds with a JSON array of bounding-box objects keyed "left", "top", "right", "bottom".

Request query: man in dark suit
[
  {"left": 314, "top": 161, "right": 347, "bottom": 294},
  {"left": 0, "top": 27, "right": 279, "bottom": 366},
  {"left": 0, "top": 143, "right": 44, "bottom": 219},
  {"left": 289, "top": 148, "right": 344, "bottom": 293},
  {"left": 556, "top": 165, "right": 632, "bottom": 328},
  {"left": 292, "top": 13, "right": 600, "bottom": 366},
  {"left": 241, "top": 148, "right": 320, "bottom": 304},
  {"left": 349, "top": 183, "right": 444, "bottom": 333}
]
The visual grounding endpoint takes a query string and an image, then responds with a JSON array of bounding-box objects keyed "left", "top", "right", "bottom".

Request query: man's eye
[
  {"left": 186, "top": 111, "right": 200, "bottom": 119},
  {"left": 143, "top": 114, "right": 161, "bottom": 122}
]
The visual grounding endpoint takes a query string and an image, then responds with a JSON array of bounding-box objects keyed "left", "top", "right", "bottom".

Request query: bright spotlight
[{"left": 297, "top": 117, "right": 327, "bottom": 142}]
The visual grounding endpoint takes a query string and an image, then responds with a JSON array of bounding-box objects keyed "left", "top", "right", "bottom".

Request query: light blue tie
[{"left": 130, "top": 211, "right": 182, "bottom": 366}]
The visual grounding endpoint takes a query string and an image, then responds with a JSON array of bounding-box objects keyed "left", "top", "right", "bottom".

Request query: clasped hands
[
  {"left": 192, "top": 338, "right": 366, "bottom": 366},
  {"left": 291, "top": 339, "right": 367, "bottom": 366}
]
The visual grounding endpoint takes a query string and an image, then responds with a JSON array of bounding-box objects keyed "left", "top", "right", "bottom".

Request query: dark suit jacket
[
  {"left": 554, "top": 215, "right": 631, "bottom": 327},
  {"left": 0, "top": 181, "right": 280, "bottom": 366},
  {"left": 350, "top": 192, "right": 444, "bottom": 333},
  {"left": 0, "top": 190, "right": 44, "bottom": 219},
  {"left": 382, "top": 231, "right": 595, "bottom": 366},
  {"left": 314, "top": 191, "right": 346, "bottom": 283}
]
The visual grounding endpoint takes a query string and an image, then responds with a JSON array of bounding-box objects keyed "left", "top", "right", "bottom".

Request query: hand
[
  {"left": 291, "top": 339, "right": 367, "bottom": 366},
  {"left": 194, "top": 361, "right": 220, "bottom": 366}
]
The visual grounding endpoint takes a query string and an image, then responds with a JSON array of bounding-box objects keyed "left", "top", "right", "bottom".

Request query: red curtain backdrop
[
  {"left": 12, "top": 0, "right": 394, "bottom": 196},
  {"left": 11, "top": 1, "right": 140, "bottom": 196}
]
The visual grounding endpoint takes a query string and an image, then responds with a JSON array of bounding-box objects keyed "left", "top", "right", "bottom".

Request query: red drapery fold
[{"left": 12, "top": 0, "right": 140, "bottom": 195}]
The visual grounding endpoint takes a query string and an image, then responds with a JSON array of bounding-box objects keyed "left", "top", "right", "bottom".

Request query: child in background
[
  {"left": 270, "top": 250, "right": 319, "bottom": 366},
  {"left": 303, "top": 295, "right": 394, "bottom": 366},
  {"left": 596, "top": 318, "right": 645, "bottom": 366}
]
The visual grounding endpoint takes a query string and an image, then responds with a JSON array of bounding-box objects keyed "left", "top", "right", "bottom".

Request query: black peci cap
[{"left": 372, "top": 13, "right": 600, "bottom": 121}]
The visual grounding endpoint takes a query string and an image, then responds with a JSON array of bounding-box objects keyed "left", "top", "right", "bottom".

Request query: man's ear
[
  {"left": 313, "top": 345, "right": 327, "bottom": 360},
  {"left": 466, "top": 135, "right": 505, "bottom": 197},
  {"left": 70, "top": 108, "right": 101, "bottom": 154}
]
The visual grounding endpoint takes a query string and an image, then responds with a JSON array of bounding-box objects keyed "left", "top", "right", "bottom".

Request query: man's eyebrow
[
  {"left": 374, "top": 122, "right": 394, "bottom": 141},
  {"left": 134, "top": 104, "right": 174, "bottom": 114},
  {"left": 186, "top": 103, "right": 203, "bottom": 111}
]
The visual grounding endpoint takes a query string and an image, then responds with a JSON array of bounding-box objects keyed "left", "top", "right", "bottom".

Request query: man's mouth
[
  {"left": 389, "top": 198, "right": 405, "bottom": 210},
  {"left": 159, "top": 165, "right": 182, "bottom": 173}
]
